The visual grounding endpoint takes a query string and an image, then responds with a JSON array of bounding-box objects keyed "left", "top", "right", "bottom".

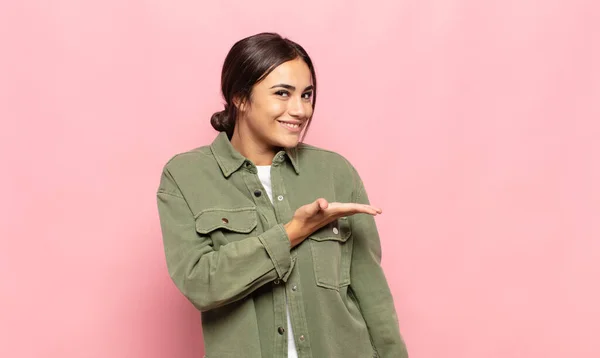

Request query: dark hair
[{"left": 210, "top": 32, "right": 317, "bottom": 141}]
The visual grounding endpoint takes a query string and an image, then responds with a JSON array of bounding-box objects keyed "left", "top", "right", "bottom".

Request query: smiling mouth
[
  {"left": 277, "top": 121, "right": 303, "bottom": 129},
  {"left": 277, "top": 121, "right": 305, "bottom": 131}
]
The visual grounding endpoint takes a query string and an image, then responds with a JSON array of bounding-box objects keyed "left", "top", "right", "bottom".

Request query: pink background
[{"left": 1, "top": 0, "right": 599, "bottom": 357}]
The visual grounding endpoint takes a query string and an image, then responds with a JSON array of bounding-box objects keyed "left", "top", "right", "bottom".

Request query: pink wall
[{"left": 1, "top": 0, "right": 599, "bottom": 357}]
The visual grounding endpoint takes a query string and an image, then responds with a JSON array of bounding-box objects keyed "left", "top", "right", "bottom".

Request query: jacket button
[
  {"left": 277, "top": 327, "right": 285, "bottom": 335},
  {"left": 254, "top": 190, "right": 262, "bottom": 197},
  {"left": 221, "top": 218, "right": 229, "bottom": 224}
]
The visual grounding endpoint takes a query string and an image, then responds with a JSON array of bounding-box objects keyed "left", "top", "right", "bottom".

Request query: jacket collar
[{"left": 210, "top": 132, "right": 300, "bottom": 178}]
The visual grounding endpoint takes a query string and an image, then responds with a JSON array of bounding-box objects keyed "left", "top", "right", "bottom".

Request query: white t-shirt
[{"left": 256, "top": 165, "right": 298, "bottom": 358}]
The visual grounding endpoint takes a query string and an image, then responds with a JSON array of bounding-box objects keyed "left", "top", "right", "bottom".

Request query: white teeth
[{"left": 281, "top": 122, "right": 300, "bottom": 128}]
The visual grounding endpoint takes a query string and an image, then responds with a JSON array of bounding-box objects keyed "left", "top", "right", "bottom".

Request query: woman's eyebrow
[
  {"left": 270, "top": 84, "right": 295, "bottom": 90},
  {"left": 269, "top": 84, "right": 314, "bottom": 91}
]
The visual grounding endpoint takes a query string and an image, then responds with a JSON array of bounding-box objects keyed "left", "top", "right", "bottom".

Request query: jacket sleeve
[
  {"left": 156, "top": 168, "right": 292, "bottom": 312},
  {"left": 348, "top": 165, "right": 409, "bottom": 358}
]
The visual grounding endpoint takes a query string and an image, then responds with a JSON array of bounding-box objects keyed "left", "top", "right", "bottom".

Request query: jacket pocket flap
[
  {"left": 308, "top": 217, "right": 351, "bottom": 242},
  {"left": 195, "top": 207, "right": 258, "bottom": 235}
]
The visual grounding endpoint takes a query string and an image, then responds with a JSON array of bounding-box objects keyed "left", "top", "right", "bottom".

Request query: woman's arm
[
  {"left": 348, "top": 164, "right": 409, "bottom": 358},
  {"left": 157, "top": 168, "right": 293, "bottom": 312}
]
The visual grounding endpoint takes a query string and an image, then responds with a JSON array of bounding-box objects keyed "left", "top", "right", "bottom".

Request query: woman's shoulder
[
  {"left": 297, "top": 142, "right": 344, "bottom": 159},
  {"left": 296, "top": 142, "right": 359, "bottom": 175},
  {"left": 162, "top": 144, "right": 214, "bottom": 170},
  {"left": 157, "top": 144, "right": 219, "bottom": 194}
]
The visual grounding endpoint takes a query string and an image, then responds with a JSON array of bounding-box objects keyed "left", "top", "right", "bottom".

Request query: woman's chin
[
  {"left": 268, "top": 131, "right": 300, "bottom": 148},
  {"left": 276, "top": 135, "right": 301, "bottom": 148}
]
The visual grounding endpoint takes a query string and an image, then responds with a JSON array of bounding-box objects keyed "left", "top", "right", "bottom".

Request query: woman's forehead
[{"left": 260, "top": 59, "right": 313, "bottom": 87}]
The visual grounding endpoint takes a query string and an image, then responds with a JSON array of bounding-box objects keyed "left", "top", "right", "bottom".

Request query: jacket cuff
[{"left": 258, "top": 224, "right": 292, "bottom": 281}]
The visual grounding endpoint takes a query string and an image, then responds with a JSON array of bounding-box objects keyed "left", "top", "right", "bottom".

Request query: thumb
[
  {"left": 315, "top": 198, "right": 329, "bottom": 211},
  {"left": 306, "top": 198, "right": 328, "bottom": 216}
]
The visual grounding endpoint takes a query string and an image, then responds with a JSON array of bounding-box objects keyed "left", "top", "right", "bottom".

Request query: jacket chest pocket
[
  {"left": 195, "top": 207, "right": 258, "bottom": 246},
  {"left": 308, "top": 217, "right": 352, "bottom": 290}
]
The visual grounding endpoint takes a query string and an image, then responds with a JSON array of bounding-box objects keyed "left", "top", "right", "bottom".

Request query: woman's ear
[{"left": 233, "top": 95, "right": 247, "bottom": 113}]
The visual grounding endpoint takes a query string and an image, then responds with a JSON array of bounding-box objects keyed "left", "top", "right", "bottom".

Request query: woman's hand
[{"left": 284, "top": 198, "right": 382, "bottom": 248}]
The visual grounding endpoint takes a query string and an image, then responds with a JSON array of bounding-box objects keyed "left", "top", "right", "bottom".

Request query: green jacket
[{"left": 156, "top": 132, "right": 408, "bottom": 358}]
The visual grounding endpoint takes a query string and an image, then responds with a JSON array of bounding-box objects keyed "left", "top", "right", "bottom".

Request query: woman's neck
[{"left": 230, "top": 129, "right": 279, "bottom": 166}]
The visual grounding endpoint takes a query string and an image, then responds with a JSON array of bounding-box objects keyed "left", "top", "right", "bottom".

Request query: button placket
[
  {"left": 271, "top": 283, "right": 287, "bottom": 352},
  {"left": 269, "top": 162, "right": 292, "bottom": 224},
  {"left": 284, "top": 267, "right": 311, "bottom": 352},
  {"left": 265, "top": 157, "right": 301, "bottom": 355}
]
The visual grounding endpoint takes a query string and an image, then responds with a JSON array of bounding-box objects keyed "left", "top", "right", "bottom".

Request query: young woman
[{"left": 157, "top": 32, "right": 408, "bottom": 358}]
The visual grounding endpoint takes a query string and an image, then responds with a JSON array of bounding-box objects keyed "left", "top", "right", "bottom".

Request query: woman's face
[{"left": 235, "top": 58, "right": 314, "bottom": 150}]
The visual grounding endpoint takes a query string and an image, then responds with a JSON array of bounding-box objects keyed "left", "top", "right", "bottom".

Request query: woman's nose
[{"left": 288, "top": 96, "right": 307, "bottom": 117}]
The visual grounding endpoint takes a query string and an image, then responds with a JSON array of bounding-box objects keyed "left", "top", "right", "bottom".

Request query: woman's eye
[
  {"left": 302, "top": 92, "right": 313, "bottom": 100},
  {"left": 275, "top": 90, "right": 290, "bottom": 97}
]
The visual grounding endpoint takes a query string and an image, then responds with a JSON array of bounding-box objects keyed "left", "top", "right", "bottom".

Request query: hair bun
[{"left": 210, "top": 109, "right": 231, "bottom": 132}]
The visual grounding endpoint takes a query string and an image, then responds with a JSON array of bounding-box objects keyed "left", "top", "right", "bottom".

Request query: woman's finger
[
  {"left": 318, "top": 198, "right": 329, "bottom": 210},
  {"left": 326, "top": 203, "right": 382, "bottom": 216},
  {"left": 305, "top": 198, "right": 329, "bottom": 216}
]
